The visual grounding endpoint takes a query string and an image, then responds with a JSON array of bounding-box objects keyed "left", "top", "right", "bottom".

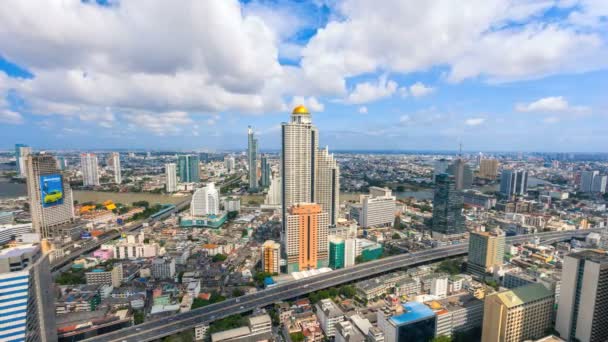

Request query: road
[
  {"left": 51, "top": 197, "right": 191, "bottom": 274},
  {"left": 84, "top": 228, "right": 601, "bottom": 342}
]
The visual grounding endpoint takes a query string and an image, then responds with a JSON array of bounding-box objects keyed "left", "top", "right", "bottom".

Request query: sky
[{"left": 0, "top": 0, "right": 607, "bottom": 152}]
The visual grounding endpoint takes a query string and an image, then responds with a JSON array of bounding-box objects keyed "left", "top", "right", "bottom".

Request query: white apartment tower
[
  {"left": 165, "top": 163, "right": 177, "bottom": 193},
  {"left": 316, "top": 146, "right": 340, "bottom": 226},
  {"left": 80, "top": 153, "right": 100, "bottom": 186},
  {"left": 25, "top": 154, "right": 75, "bottom": 239},
  {"left": 265, "top": 172, "right": 282, "bottom": 206},
  {"left": 110, "top": 152, "right": 121, "bottom": 184},
  {"left": 191, "top": 183, "right": 219, "bottom": 216}
]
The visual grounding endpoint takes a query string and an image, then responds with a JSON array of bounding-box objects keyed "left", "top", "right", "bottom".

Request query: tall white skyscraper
[
  {"left": 25, "top": 153, "right": 75, "bottom": 239},
  {"left": 282, "top": 105, "right": 338, "bottom": 273},
  {"left": 165, "top": 163, "right": 177, "bottom": 193},
  {"left": 191, "top": 183, "right": 219, "bottom": 216},
  {"left": 80, "top": 153, "right": 100, "bottom": 186},
  {"left": 224, "top": 155, "right": 235, "bottom": 174},
  {"left": 15, "top": 144, "right": 31, "bottom": 177},
  {"left": 264, "top": 172, "right": 282, "bottom": 206},
  {"left": 110, "top": 152, "right": 121, "bottom": 184}
]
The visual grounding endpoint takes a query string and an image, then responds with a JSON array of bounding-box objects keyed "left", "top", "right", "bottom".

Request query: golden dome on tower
[{"left": 292, "top": 105, "right": 310, "bottom": 115}]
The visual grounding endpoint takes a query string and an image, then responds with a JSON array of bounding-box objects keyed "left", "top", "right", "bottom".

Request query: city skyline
[{"left": 0, "top": 1, "right": 607, "bottom": 152}]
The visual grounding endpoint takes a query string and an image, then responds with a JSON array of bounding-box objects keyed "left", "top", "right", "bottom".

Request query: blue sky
[{"left": 0, "top": 0, "right": 607, "bottom": 152}]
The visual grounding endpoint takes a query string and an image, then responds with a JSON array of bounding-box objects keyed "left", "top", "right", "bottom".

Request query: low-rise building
[{"left": 315, "top": 299, "right": 345, "bottom": 337}]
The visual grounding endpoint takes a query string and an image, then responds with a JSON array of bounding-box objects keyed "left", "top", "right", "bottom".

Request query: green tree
[
  {"left": 133, "top": 310, "right": 145, "bottom": 325},
  {"left": 432, "top": 336, "right": 452, "bottom": 342},
  {"left": 232, "top": 288, "right": 245, "bottom": 297},
  {"left": 212, "top": 254, "right": 227, "bottom": 263},
  {"left": 290, "top": 332, "right": 305, "bottom": 342},
  {"left": 227, "top": 211, "right": 238, "bottom": 219},
  {"left": 339, "top": 285, "right": 356, "bottom": 298},
  {"left": 241, "top": 229, "right": 248, "bottom": 237},
  {"left": 436, "top": 259, "right": 463, "bottom": 275},
  {"left": 392, "top": 232, "right": 401, "bottom": 239}
]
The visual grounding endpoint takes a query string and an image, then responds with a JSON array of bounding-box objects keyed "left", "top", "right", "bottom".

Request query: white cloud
[
  {"left": 358, "top": 106, "right": 368, "bottom": 114},
  {"left": 79, "top": 110, "right": 116, "bottom": 128},
  {"left": 345, "top": 75, "right": 397, "bottom": 104},
  {"left": 399, "top": 115, "right": 411, "bottom": 124},
  {"left": 465, "top": 118, "right": 485, "bottom": 126},
  {"left": 125, "top": 111, "right": 194, "bottom": 136},
  {"left": 409, "top": 82, "right": 435, "bottom": 97},
  {"left": 290, "top": 96, "right": 325, "bottom": 112},
  {"left": 0, "top": 110, "right": 24, "bottom": 124},
  {"left": 544, "top": 116, "right": 560, "bottom": 124},
  {"left": 515, "top": 96, "right": 590, "bottom": 113}
]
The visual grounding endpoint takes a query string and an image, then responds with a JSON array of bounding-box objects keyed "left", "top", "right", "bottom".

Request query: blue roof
[
  {"left": 389, "top": 302, "right": 435, "bottom": 326},
  {"left": 264, "top": 277, "right": 275, "bottom": 285}
]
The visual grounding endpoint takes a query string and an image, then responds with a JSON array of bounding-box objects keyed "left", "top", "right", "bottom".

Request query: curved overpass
[{"left": 85, "top": 228, "right": 601, "bottom": 342}]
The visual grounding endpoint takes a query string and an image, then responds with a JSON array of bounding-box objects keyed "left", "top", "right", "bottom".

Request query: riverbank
[{"left": 73, "top": 190, "right": 186, "bottom": 206}]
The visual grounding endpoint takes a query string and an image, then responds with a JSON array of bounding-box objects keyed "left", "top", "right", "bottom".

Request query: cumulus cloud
[
  {"left": 408, "top": 82, "right": 435, "bottom": 97},
  {"left": 290, "top": 96, "right": 325, "bottom": 112},
  {"left": 125, "top": 111, "right": 194, "bottom": 136},
  {"left": 465, "top": 118, "right": 486, "bottom": 126},
  {"left": 0, "top": 110, "right": 24, "bottom": 124},
  {"left": 515, "top": 96, "right": 590, "bottom": 113},
  {"left": 358, "top": 106, "right": 368, "bottom": 114},
  {"left": 345, "top": 75, "right": 397, "bottom": 104}
]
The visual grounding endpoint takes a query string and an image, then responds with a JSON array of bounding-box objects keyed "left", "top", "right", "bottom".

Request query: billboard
[{"left": 40, "top": 174, "right": 64, "bottom": 208}]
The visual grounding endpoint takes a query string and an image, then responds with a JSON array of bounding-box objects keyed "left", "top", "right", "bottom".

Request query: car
[{"left": 43, "top": 190, "right": 63, "bottom": 204}]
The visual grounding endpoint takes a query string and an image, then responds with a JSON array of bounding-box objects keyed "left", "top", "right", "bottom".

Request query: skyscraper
[
  {"left": 25, "top": 153, "right": 75, "bottom": 239},
  {"left": 0, "top": 244, "right": 57, "bottom": 342},
  {"left": 467, "top": 228, "right": 505, "bottom": 277},
  {"left": 80, "top": 153, "right": 100, "bottom": 186},
  {"left": 556, "top": 250, "right": 608, "bottom": 342},
  {"left": 110, "top": 152, "right": 121, "bottom": 184},
  {"left": 248, "top": 126, "right": 259, "bottom": 191},
  {"left": 285, "top": 203, "right": 328, "bottom": 272},
  {"left": 15, "top": 144, "right": 31, "bottom": 177},
  {"left": 281, "top": 105, "right": 337, "bottom": 273},
  {"left": 191, "top": 183, "right": 219, "bottom": 216},
  {"left": 260, "top": 155, "right": 271, "bottom": 188},
  {"left": 580, "top": 171, "right": 607, "bottom": 194},
  {"left": 434, "top": 158, "right": 449, "bottom": 181},
  {"left": 481, "top": 283, "right": 554, "bottom": 342},
  {"left": 447, "top": 158, "right": 473, "bottom": 190},
  {"left": 500, "top": 169, "right": 528, "bottom": 199},
  {"left": 264, "top": 172, "right": 281, "bottom": 206},
  {"left": 262, "top": 240, "right": 280, "bottom": 274},
  {"left": 178, "top": 155, "right": 200, "bottom": 183},
  {"left": 315, "top": 147, "right": 340, "bottom": 226},
  {"left": 329, "top": 237, "right": 345, "bottom": 269},
  {"left": 431, "top": 174, "right": 465, "bottom": 237},
  {"left": 478, "top": 159, "right": 499, "bottom": 180},
  {"left": 165, "top": 163, "right": 177, "bottom": 193},
  {"left": 224, "top": 155, "right": 235, "bottom": 174}
]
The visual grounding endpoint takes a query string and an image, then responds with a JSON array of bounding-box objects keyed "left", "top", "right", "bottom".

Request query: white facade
[
  {"left": 431, "top": 276, "right": 449, "bottom": 298},
  {"left": 16, "top": 145, "right": 31, "bottom": 177},
  {"left": 223, "top": 197, "right": 240, "bottom": 212},
  {"left": 316, "top": 299, "right": 345, "bottom": 337},
  {"left": 358, "top": 187, "right": 396, "bottom": 228},
  {"left": 224, "top": 156, "right": 235, "bottom": 174},
  {"left": 111, "top": 152, "right": 122, "bottom": 184},
  {"left": 191, "top": 183, "right": 219, "bottom": 216},
  {"left": 315, "top": 147, "right": 340, "bottom": 226},
  {"left": 165, "top": 163, "right": 177, "bottom": 193},
  {"left": 344, "top": 238, "right": 356, "bottom": 267},
  {"left": 264, "top": 173, "right": 282, "bottom": 205},
  {"left": 81, "top": 153, "right": 100, "bottom": 186}
]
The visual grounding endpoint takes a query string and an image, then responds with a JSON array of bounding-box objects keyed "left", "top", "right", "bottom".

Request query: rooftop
[
  {"left": 568, "top": 249, "right": 608, "bottom": 264},
  {"left": 389, "top": 301, "right": 435, "bottom": 326},
  {"left": 495, "top": 283, "right": 553, "bottom": 308},
  {"left": 0, "top": 244, "right": 38, "bottom": 258}
]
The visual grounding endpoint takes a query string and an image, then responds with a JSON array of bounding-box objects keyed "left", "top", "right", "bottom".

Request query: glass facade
[
  {"left": 431, "top": 174, "right": 465, "bottom": 235},
  {"left": 178, "top": 155, "right": 200, "bottom": 183},
  {"left": 329, "top": 240, "right": 345, "bottom": 269},
  {"left": 396, "top": 316, "right": 436, "bottom": 342}
]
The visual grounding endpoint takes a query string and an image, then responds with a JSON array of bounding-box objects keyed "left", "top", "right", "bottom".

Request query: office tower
[
  {"left": 556, "top": 250, "right": 608, "bottom": 342},
  {"left": 434, "top": 158, "right": 449, "bottom": 181},
  {"left": 265, "top": 172, "right": 282, "bottom": 206},
  {"left": 177, "top": 155, "right": 200, "bottom": 183},
  {"left": 329, "top": 237, "right": 345, "bottom": 269},
  {"left": 260, "top": 155, "right": 271, "bottom": 188},
  {"left": 25, "top": 153, "right": 75, "bottom": 239},
  {"left": 285, "top": 203, "right": 328, "bottom": 273},
  {"left": 431, "top": 174, "right": 465, "bottom": 237},
  {"left": 315, "top": 147, "right": 340, "bottom": 226},
  {"left": 467, "top": 228, "right": 505, "bottom": 277},
  {"left": 224, "top": 155, "right": 235, "bottom": 174},
  {"left": 479, "top": 159, "right": 499, "bottom": 180},
  {"left": 80, "top": 153, "right": 100, "bottom": 186},
  {"left": 580, "top": 171, "right": 598, "bottom": 193},
  {"left": 248, "top": 126, "right": 259, "bottom": 191},
  {"left": 15, "top": 144, "right": 31, "bottom": 177},
  {"left": 191, "top": 183, "right": 219, "bottom": 216},
  {"left": 447, "top": 158, "right": 473, "bottom": 190},
  {"left": 377, "top": 301, "right": 436, "bottom": 342},
  {"left": 0, "top": 244, "right": 57, "bottom": 342},
  {"left": 481, "top": 283, "right": 554, "bottom": 342},
  {"left": 351, "top": 187, "right": 396, "bottom": 228},
  {"left": 165, "top": 163, "right": 177, "bottom": 193},
  {"left": 262, "top": 240, "right": 280, "bottom": 274},
  {"left": 110, "top": 152, "right": 121, "bottom": 184},
  {"left": 592, "top": 175, "right": 607, "bottom": 193},
  {"left": 500, "top": 169, "right": 528, "bottom": 199}
]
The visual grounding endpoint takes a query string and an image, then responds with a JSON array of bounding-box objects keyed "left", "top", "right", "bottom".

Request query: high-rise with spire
[{"left": 281, "top": 105, "right": 339, "bottom": 273}]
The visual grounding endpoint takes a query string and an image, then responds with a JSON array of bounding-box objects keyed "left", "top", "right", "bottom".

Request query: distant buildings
[
  {"left": 0, "top": 244, "right": 57, "bottom": 342},
  {"left": 463, "top": 190, "right": 497, "bottom": 209},
  {"left": 15, "top": 143, "right": 31, "bottom": 177},
  {"left": 316, "top": 147, "right": 340, "bottom": 226},
  {"left": 165, "top": 163, "right": 177, "bottom": 193},
  {"left": 264, "top": 173, "right": 281, "bottom": 206},
  {"left": 431, "top": 174, "right": 465, "bottom": 237},
  {"left": 285, "top": 203, "right": 329, "bottom": 273},
  {"left": 177, "top": 155, "right": 200, "bottom": 183},
  {"left": 580, "top": 170, "right": 607, "bottom": 193},
  {"left": 260, "top": 155, "right": 270, "bottom": 188},
  {"left": 478, "top": 159, "right": 499, "bottom": 180},
  {"left": 481, "top": 283, "right": 553, "bottom": 342},
  {"left": 223, "top": 155, "right": 235, "bottom": 174},
  {"left": 556, "top": 250, "right": 608, "bottom": 342},
  {"left": 191, "top": 183, "right": 219, "bottom": 216},
  {"left": 467, "top": 228, "right": 505, "bottom": 277},
  {"left": 25, "top": 153, "right": 75, "bottom": 239},
  {"left": 262, "top": 240, "right": 280, "bottom": 274},
  {"left": 350, "top": 187, "right": 395, "bottom": 228},
  {"left": 151, "top": 257, "right": 176, "bottom": 279},
  {"left": 447, "top": 158, "right": 473, "bottom": 190},
  {"left": 500, "top": 170, "right": 528, "bottom": 199},
  {"left": 434, "top": 159, "right": 450, "bottom": 181},
  {"left": 110, "top": 152, "right": 121, "bottom": 184},
  {"left": 81, "top": 153, "right": 100, "bottom": 186},
  {"left": 85, "top": 263, "right": 123, "bottom": 287},
  {"left": 377, "top": 301, "right": 436, "bottom": 342},
  {"left": 210, "top": 314, "right": 272, "bottom": 342},
  {"left": 247, "top": 126, "right": 259, "bottom": 191}
]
